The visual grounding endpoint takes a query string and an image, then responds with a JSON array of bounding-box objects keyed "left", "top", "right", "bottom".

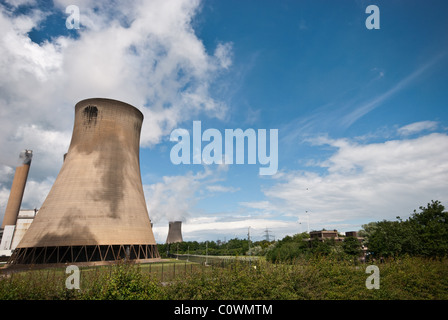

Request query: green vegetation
[
  {"left": 1, "top": 200, "right": 447, "bottom": 300},
  {"left": 266, "top": 200, "right": 448, "bottom": 263},
  {"left": 158, "top": 238, "right": 273, "bottom": 257},
  {"left": 1, "top": 256, "right": 447, "bottom": 300},
  {"left": 364, "top": 200, "right": 448, "bottom": 258},
  {"left": 160, "top": 201, "right": 448, "bottom": 263}
]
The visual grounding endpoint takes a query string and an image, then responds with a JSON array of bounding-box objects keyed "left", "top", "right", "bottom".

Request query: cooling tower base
[{"left": 8, "top": 244, "right": 160, "bottom": 265}]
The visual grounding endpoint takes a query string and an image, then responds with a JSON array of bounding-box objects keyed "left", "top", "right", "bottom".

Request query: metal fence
[{"left": 140, "top": 255, "right": 259, "bottom": 282}]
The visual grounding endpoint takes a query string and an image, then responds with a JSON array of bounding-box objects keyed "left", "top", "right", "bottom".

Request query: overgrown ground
[{"left": 0, "top": 256, "right": 447, "bottom": 300}]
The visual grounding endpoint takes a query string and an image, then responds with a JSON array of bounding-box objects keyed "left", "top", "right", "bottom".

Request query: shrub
[{"left": 101, "top": 262, "right": 165, "bottom": 300}]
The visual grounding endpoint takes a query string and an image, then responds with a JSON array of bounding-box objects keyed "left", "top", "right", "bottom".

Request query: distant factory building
[
  {"left": 166, "top": 221, "right": 183, "bottom": 244},
  {"left": 309, "top": 230, "right": 342, "bottom": 241},
  {"left": 0, "top": 209, "right": 38, "bottom": 260},
  {"left": 307, "top": 229, "right": 365, "bottom": 243}
]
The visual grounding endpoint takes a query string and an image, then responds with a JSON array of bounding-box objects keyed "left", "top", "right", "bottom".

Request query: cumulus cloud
[
  {"left": 144, "top": 171, "right": 206, "bottom": 224},
  {"left": 243, "top": 132, "right": 448, "bottom": 232},
  {"left": 144, "top": 166, "right": 230, "bottom": 224},
  {"left": 0, "top": 0, "right": 232, "bottom": 157},
  {"left": 0, "top": 0, "right": 232, "bottom": 221}
]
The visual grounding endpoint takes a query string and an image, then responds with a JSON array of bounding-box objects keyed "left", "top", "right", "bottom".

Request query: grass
[{"left": 0, "top": 256, "right": 447, "bottom": 300}]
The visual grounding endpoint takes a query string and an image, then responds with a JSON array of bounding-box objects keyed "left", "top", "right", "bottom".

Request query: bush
[
  {"left": 266, "top": 242, "right": 303, "bottom": 263},
  {"left": 1, "top": 257, "right": 447, "bottom": 300},
  {"left": 365, "top": 200, "right": 448, "bottom": 258},
  {"left": 100, "top": 262, "right": 165, "bottom": 300}
]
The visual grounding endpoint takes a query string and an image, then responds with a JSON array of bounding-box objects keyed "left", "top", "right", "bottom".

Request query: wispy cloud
[
  {"left": 280, "top": 53, "right": 446, "bottom": 147},
  {"left": 341, "top": 53, "right": 446, "bottom": 128},
  {"left": 206, "top": 185, "right": 240, "bottom": 193},
  {"left": 397, "top": 121, "right": 439, "bottom": 136}
]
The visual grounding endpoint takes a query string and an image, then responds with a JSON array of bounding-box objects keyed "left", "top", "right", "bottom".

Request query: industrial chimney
[
  {"left": 9, "top": 98, "right": 159, "bottom": 264},
  {"left": 1, "top": 150, "right": 32, "bottom": 229},
  {"left": 166, "top": 221, "right": 183, "bottom": 244}
]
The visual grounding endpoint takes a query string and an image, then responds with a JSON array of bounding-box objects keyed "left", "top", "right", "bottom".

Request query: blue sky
[{"left": 1, "top": 0, "right": 448, "bottom": 243}]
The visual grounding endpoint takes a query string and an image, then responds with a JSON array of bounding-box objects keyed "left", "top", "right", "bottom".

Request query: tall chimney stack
[{"left": 1, "top": 150, "right": 32, "bottom": 229}]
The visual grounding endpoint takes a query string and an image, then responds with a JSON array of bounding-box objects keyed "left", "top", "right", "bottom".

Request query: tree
[
  {"left": 409, "top": 200, "right": 448, "bottom": 257},
  {"left": 310, "top": 238, "right": 332, "bottom": 256},
  {"left": 364, "top": 200, "right": 448, "bottom": 258},
  {"left": 342, "top": 236, "right": 362, "bottom": 257},
  {"left": 359, "top": 222, "right": 378, "bottom": 243},
  {"left": 265, "top": 242, "right": 303, "bottom": 263},
  {"left": 365, "top": 220, "right": 409, "bottom": 258}
]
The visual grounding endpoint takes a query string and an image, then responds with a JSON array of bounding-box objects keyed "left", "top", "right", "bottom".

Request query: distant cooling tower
[
  {"left": 166, "top": 221, "right": 183, "bottom": 244},
  {"left": 1, "top": 150, "right": 33, "bottom": 229},
  {"left": 9, "top": 98, "right": 159, "bottom": 264}
]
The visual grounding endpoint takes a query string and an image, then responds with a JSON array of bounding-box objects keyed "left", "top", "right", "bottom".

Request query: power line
[{"left": 264, "top": 227, "right": 273, "bottom": 241}]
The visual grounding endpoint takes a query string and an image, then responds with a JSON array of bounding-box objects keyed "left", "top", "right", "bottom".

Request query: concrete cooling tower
[
  {"left": 9, "top": 98, "right": 159, "bottom": 264},
  {"left": 1, "top": 150, "right": 32, "bottom": 229},
  {"left": 166, "top": 221, "right": 183, "bottom": 244}
]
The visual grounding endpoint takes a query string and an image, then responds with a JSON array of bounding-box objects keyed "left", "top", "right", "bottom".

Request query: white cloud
[
  {"left": 145, "top": 165, "right": 279, "bottom": 242},
  {"left": 214, "top": 42, "right": 233, "bottom": 70},
  {"left": 144, "top": 166, "right": 229, "bottom": 224},
  {"left": 152, "top": 215, "right": 292, "bottom": 243},
  {"left": 20, "top": 178, "right": 54, "bottom": 209},
  {"left": 246, "top": 132, "right": 448, "bottom": 232},
  {"left": 0, "top": 0, "right": 232, "bottom": 220},
  {"left": 0, "top": 0, "right": 231, "bottom": 154},
  {"left": 0, "top": 172, "right": 54, "bottom": 222},
  {"left": 206, "top": 185, "right": 239, "bottom": 193},
  {"left": 397, "top": 121, "right": 438, "bottom": 136},
  {"left": 144, "top": 171, "right": 205, "bottom": 224},
  {"left": 3, "top": 0, "right": 36, "bottom": 8},
  {"left": 340, "top": 54, "right": 444, "bottom": 128},
  {"left": 181, "top": 216, "right": 290, "bottom": 241}
]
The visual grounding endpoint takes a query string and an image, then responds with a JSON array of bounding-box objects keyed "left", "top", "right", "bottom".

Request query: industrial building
[
  {"left": 306, "top": 229, "right": 368, "bottom": 260},
  {"left": 307, "top": 230, "right": 364, "bottom": 243},
  {"left": 166, "top": 221, "right": 183, "bottom": 244},
  {"left": 309, "top": 230, "right": 342, "bottom": 241},
  {"left": 7, "top": 98, "right": 160, "bottom": 265},
  {"left": 0, "top": 209, "right": 37, "bottom": 260},
  {"left": 0, "top": 150, "right": 34, "bottom": 261}
]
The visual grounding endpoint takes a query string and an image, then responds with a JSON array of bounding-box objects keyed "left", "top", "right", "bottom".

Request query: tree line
[
  {"left": 158, "top": 238, "right": 273, "bottom": 258},
  {"left": 361, "top": 200, "right": 448, "bottom": 258},
  {"left": 157, "top": 200, "right": 448, "bottom": 262}
]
